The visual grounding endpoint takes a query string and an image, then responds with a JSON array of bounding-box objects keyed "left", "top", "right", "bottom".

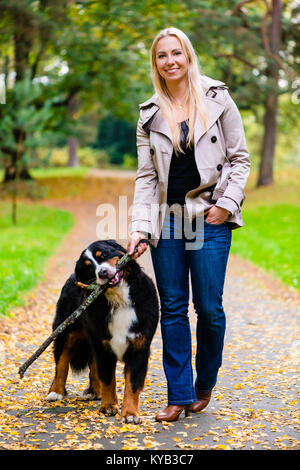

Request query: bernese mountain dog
[{"left": 46, "top": 240, "right": 159, "bottom": 424}]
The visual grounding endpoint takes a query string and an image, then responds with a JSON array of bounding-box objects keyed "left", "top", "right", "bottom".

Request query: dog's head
[{"left": 75, "top": 240, "right": 128, "bottom": 287}]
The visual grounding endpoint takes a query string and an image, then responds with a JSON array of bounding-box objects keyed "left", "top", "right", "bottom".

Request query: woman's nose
[{"left": 166, "top": 54, "right": 175, "bottom": 65}]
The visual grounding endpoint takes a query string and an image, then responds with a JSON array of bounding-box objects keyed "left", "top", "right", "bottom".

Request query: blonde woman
[{"left": 127, "top": 27, "right": 250, "bottom": 422}]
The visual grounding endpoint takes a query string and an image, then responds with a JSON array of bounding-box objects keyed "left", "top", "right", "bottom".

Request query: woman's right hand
[{"left": 127, "top": 232, "right": 149, "bottom": 260}]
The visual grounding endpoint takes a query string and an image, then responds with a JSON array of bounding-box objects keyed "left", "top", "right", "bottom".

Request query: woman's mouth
[{"left": 166, "top": 68, "right": 179, "bottom": 73}]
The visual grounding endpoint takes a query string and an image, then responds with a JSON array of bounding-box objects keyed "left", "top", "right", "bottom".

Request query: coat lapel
[
  {"left": 147, "top": 108, "right": 173, "bottom": 142},
  {"left": 144, "top": 98, "right": 226, "bottom": 146},
  {"left": 139, "top": 77, "right": 227, "bottom": 145},
  {"left": 194, "top": 96, "right": 226, "bottom": 146}
]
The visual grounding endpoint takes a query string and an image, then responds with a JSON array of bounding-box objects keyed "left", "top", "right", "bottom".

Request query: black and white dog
[{"left": 46, "top": 240, "right": 159, "bottom": 424}]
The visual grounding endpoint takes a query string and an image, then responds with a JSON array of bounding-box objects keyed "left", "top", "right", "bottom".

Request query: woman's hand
[
  {"left": 205, "top": 206, "right": 230, "bottom": 225},
  {"left": 127, "top": 232, "right": 149, "bottom": 260}
]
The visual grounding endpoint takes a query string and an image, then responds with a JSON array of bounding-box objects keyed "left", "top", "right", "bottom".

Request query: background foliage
[{"left": 0, "top": 0, "right": 299, "bottom": 177}]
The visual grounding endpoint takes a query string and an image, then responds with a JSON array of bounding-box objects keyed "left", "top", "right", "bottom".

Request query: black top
[{"left": 166, "top": 120, "right": 200, "bottom": 207}]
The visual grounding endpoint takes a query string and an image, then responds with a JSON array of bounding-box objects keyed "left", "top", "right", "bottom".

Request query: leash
[{"left": 18, "top": 239, "right": 150, "bottom": 379}]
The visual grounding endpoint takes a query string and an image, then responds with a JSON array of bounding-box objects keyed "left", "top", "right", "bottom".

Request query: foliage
[
  {"left": 122, "top": 153, "right": 138, "bottom": 170},
  {"left": 95, "top": 115, "right": 137, "bottom": 165},
  {"left": 45, "top": 146, "right": 110, "bottom": 168},
  {"left": 0, "top": 0, "right": 299, "bottom": 181},
  {"left": 0, "top": 78, "right": 56, "bottom": 170}
]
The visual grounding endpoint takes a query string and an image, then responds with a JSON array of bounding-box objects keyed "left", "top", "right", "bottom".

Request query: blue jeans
[{"left": 150, "top": 213, "right": 232, "bottom": 405}]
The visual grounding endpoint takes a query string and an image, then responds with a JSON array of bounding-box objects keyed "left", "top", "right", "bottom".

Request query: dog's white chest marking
[{"left": 105, "top": 281, "right": 137, "bottom": 361}]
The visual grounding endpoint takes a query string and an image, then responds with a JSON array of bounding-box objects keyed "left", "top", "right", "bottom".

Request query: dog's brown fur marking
[
  {"left": 99, "top": 373, "right": 119, "bottom": 415},
  {"left": 121, "top": 369, "right": 141, "bottom": 421},
  {"left": 48, "top": 331, "right": 84, "bottom": 396}
]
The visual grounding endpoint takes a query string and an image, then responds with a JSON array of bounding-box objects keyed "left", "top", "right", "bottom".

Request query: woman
[{"left": 127, "top": 27, "right": 250, "bottom": 422}]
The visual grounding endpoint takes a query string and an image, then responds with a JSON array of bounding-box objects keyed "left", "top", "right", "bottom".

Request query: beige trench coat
[{"left": 130, "top": 75, "right": 250, "bottom": 247}]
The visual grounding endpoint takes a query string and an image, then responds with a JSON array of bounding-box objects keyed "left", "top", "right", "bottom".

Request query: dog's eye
[{"left": 84, "top": 260, "right": 92, "bottom": 266}]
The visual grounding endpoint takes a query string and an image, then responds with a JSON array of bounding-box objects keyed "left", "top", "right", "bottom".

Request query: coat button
[
  {"left": 150, "top": 148, "right": 154, "bottom": 155},
  {"left": 217, "top": 164, "right": 222, "bottom": 171},
  {"left": 211, "top": 136, "right": 217, "bottom": 143}
]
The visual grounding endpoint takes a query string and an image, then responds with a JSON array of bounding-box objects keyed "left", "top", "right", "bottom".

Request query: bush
[
  {"left": 122, "top": 153, "right": 137, "bottom": 170},
  {"left": 46, "top": 146, "right": 110, "bottom": 168}
]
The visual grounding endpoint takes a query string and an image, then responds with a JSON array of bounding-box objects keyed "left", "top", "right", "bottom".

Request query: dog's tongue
[{"left": 108, "top": 270, "right": 123, "bottom": 286}]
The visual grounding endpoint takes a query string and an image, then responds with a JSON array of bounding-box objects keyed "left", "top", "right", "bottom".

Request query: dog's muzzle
[{"left": 97, "top": 263, "right": 124, "bottom": 287}]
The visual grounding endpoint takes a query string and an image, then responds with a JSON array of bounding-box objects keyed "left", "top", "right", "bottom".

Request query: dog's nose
[{"left": 98, "top": 267, "right": 108, "bottom": 279}]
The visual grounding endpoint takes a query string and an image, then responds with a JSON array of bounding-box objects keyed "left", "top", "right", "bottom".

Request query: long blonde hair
[{"left": 151, "top": 27, "right": 209, "bottom": 155}]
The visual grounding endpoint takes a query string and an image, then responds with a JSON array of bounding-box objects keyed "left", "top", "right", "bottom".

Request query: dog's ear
[
  {"left": 74, "top": 258, "right": 83, "bottom": 281},
  {"left": 74, "top": 256, "right": 92, "bottom": 283}
]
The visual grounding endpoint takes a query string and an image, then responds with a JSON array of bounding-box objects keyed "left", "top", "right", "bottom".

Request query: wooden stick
[{"left": 18, "top": 239, "right": 149, "bottom": 379}]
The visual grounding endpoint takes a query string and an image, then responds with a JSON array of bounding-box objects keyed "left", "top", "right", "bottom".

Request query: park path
[{"left": 0, "top": 170, "right": 299, "bottom": 451}]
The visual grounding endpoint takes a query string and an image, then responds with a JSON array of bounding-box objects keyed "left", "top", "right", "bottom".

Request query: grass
[
  {"left": 230, "top": 168, "right": 300, "bottom": 290},
  {"left": 231, "top": 204, "right": 300, "bottom": 290},
  {"left": 0, "top": 202, "right": 74, "bottom": 317},
  {"left": 31, "top": 166, "right": 89, "bottom": 179},
  {"left": 0, "top": 166, "right": 90, "bottom": 182}
]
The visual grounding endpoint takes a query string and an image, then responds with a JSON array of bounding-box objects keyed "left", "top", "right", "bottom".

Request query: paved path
[{"left": 0, "top": 172, "right": 299, "bottom": 451}]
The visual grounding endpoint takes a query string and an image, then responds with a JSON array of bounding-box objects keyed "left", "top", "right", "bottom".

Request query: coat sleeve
[
  {"left": 129, "top": 113, "right": 159, "bottom": 237},
  {"left": 215, "top": 90, "right": 250, "bottom": 215}
]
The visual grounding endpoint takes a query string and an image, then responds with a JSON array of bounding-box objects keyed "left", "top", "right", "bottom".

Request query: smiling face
[{"left": 155, "top": 35, "right": 189, "bottom": 85}]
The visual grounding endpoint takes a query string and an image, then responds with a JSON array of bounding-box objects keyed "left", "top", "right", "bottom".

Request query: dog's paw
[
  {"left": 99, "top": 403, "right": 119, "bottom": 416},
  {"left": 121, "top": 413, "right": 142, "bottom": 425},
  {"left": 45, "top": 392, "right": 63, "bottom": 402}
]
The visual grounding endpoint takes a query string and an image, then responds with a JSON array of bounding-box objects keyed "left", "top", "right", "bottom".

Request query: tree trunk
[
  {"left": 68, "top": 136, "right": 79, "bottom": 167},
  {"left": 257, "top": 0, "right": 283, "bottom": 187},
  {"left": 257, "top": 92, "right": 278, "bottom": 186}
]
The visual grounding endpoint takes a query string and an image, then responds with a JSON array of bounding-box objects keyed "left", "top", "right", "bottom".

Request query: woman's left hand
[{"left": 205, "top": 206, "right": 230, "bottom": 224}]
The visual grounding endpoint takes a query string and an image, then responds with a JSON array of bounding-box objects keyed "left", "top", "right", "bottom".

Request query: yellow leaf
[{"left": 233, "top": 383, "right": 244, "bottom": 389}]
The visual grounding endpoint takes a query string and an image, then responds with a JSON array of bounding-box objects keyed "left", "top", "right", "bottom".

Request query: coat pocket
[{"left": 211, "top": 161, "right": 231, "bottom": 200}]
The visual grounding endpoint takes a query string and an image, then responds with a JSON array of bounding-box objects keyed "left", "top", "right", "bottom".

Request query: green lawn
[
  {"left": 0, "top": 202, "right": 74, "bottom": 316},
  {"left": 231, "top": 204, "right": 299, "bottom": 290},
  {"left": 31, "top": 166, "right": 89, "bottom": 179}
]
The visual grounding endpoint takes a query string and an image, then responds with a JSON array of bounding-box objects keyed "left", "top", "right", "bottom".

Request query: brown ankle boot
[
  {"left": 190, "top": 390, "right": 212, "bottom": 413},
  {"left": 155, "top": 404, "right": 191, "bottom": 422}
]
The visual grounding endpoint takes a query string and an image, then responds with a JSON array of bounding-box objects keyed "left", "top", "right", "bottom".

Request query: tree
[
  {"left": 0, "top": 78, "right": 54, "bottom": 222},
  {"left": 187, "top": 0, "right": 299, "bottom": 186},
  {"left": 0, "top": 0, "right": 72, "bottom": 181},
  {"left": 257, "top": 0, "right": 283, "bottom": 186},
  {"left": 0, "top": 0, "right": 186, "bottom": 180}
]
